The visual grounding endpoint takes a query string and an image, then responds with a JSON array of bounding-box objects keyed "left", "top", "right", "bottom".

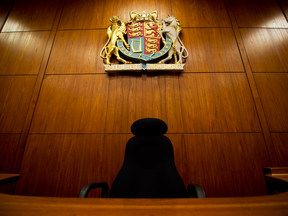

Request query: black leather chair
[{"left": 78, "top": 118, "right": 206, "bottom": 198}]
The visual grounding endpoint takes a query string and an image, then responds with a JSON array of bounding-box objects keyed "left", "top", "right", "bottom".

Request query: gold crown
[{"left": 129, "top": 11, "right": 158, "bottom": 22}]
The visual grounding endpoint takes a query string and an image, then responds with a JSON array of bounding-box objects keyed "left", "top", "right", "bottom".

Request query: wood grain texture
[
  {"left": 80, "top": 134, "right": 133, "bottom": 198},
  {"left": 179, "top": 73, "right": 261, "bottom": 133},
  {"left": 5, "top": 0, "right": 67, "bottom": 195},
  {"left": 1, "top": 192, "right": 288, "bottom": 216},
  {"left": 59, "top": 0, "right": 172, "bottom": 29},
  {"left": 2, "top": 0, "right": 59, "bottom": 32},
  {"left": 46, "top": 30, "right": 106, "bottom": 74},
  {"left": 0, "top": 76, "right": 36, "bottom": 133},
  {"left": 229, "top": 0, "right": 288, "bottom": 27},
  {"left": 30, "top": 74, "right": 184, "bottom": 133},
  {"left": 254, "top": 73, "right": 288, "bottom": 132},
  {"left": 15, "top": 133, "right": 270, "bottom": 198},
  {"left": 0, "top": 135, "right": 19, "bottom": 174},
  {"left": 225, "top": 0, "right": 280, "bottom": 166},
  {"left": 30, "top": 75, "right": 109, "bottom": 133},
  {"left": 0, "top": 2, "right": 12, "bottom": 30},
  {"left": 0, "top": 32, "right": 50, "bottom": 75},
  {"left": 15, "top": 135, "right": 86, "bottom": 197},
  {"left": 181, "top": 28, "right": 244, "bottom": 72},
  {"left": 172, "top": 0, "right": 231, "bottom": 27},
  {"left": 168, "top": 133, "right": 271, "bottom": 197},
  {"left": 104, "top": 74, "right": 183, "bottom": 133},
  {"left": 240, "top": 29, "right": 288, "bottom": 72},
  {"left": 271, "top": 133, "right": 288, "bottom": 166},
  {"left": 15, "top": 134, "right": 132, "bottom": 197},
  {"left": 0, "top": 134, "right": 20, "bottom": 193}
]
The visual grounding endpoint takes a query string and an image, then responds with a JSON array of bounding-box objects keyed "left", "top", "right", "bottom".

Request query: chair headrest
[{"left": 131, "top": 118, "right": 168, "bottom": 136}]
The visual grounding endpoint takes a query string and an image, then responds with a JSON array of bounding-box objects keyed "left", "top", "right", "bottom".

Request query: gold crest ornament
[
  {"left": 100, "top": 16, "right": 132, "bottom": 64},
  {"left": 100, "top": 12, "right": 188, "bottom": 72}
]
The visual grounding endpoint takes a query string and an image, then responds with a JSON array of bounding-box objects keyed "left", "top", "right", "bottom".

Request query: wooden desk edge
[
  {"left": 0, "top": 174, "right": 20, "bottom": 186},
  {"left": 1, "top": 170, "right": 288, "bottom": 215}
]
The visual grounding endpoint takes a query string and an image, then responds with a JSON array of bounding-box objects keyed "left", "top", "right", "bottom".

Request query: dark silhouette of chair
[{"left": 78, "top": 118, "right": 206, "bottom": 198}]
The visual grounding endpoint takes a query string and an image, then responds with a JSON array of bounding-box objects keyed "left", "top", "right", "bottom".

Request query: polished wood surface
[
  {"left": 263, "top": 167, "right": 288, "bottom": 194},
  {"left": 0, "top": 2, "right": 12, "bottom": 30},
  {"left": 0, "top": 0, "right": 288, "bottom": 198},
  {"left": 29, "top": 75, "right": 110, "bottom": 133},
  {"left": 59, "top": 0, "right": 172, "bottom": 29},
  {"left": 225, "top": 0, "right": 280, "bottom": 166},
  {"left": 2, "top": 0, "right": 59, "bottom": 32},
  {"left": 0, "top": 32, "right": 50, "bottom": 75},
  {"left": 182, "top": 28, "right": 244, "bottom": 72},
  {"left": 254, "top": 73, "right": 288, "bottom": 132},
  {"left": 1, "top": 191, "right": 288, "bottom": 216},
  {"left": 0, "top": 76, "right": 36, "bottom": 133},
  {"left": 271, "top": 134, "right": 288, "bottom": 166},
  {"left": 169, "top": 133, "right": 270, "bottom": 197},
  {"left": 229, "top": 0, "right": 288, "bottom": 27},
  {"left": 30, "top": 74, "right": 185, "bottom": 133},
  {"left": 15, "top": 133, "right": 269, "bottom": 197},
  {"left": 263, "top": 167, "right": 288, "bottom": 174},
  {"left": 15, "top": 134, "right": 132, "bottom": 197},
  {"left": 0, "top": 135, "right": 19, "bottom": 174},
  {"left": 240, "top": 29, "right": 288, "bottom": 72},
  {"left": 5, "top": 168, "right": 288, "bottom": 215},
  {"left": 179, "top": 73, "right": 261, "bottom": 132},
  {"left": 172, "top": 0, "right": 231, "bottom": 27},
  {"left": 46, "top": 30, "right": 107, "bottom": 74},
  {"left": 0, "top": 135, "right": 19, "bottom": 193}
]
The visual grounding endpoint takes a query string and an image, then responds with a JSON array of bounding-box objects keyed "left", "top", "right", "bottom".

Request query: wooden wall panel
[
  {"left": 271, "top": 133, "right": 288, "bottom": 166},
  {"left": 0, "top": 0, "right": 285, "bottom": 199},
  {"left": 80, "top": 134, "right": 133, "bottom": 198},
  {"left": 229, "top": 0, "right": 288, "bottom": 27},
  {"left": 46, "top": 30, "right": 106, "bottom": 75},
  {"left": 0, "top": 2, "right": 13, "bottom": 30},
  {"left": 0, "top": 134, "right": 19, "bottom": 173},
  {"left": 0, "top": 32, "right": 50, "bottom": 75},
  {"left": 254, "top": 73, "right": 288, "bottom": 132},
  {"left": 30, "top": 74, "right": 184, "bottom": 133},
  {"left": 15, "top": 134, "right": 132, "bottom": 197},
  {"left": 0, "top": 134, "right": 20, "bottom": 193},
  {"left": 179, "top": 73, "right": 261, "bottom": 133},
  {"left": 172, "top": 0, "right": 231, "bottom": 27},
  {"left": 168, "top": 133, "right": 270, "bottom": 197},
  {"left": 15, "top": 135, "right": 86, "bottom": 197},
  {"left": 240, "top": 29, "right": 288, "bottom": 72},
  {"left": 104, "top": 74, "right": 183, "bottom": 133},
  {"left": 0, "top": 76, "right": 36, "bottom": 133},
  {"left": 59, "top": 0, "right": 172, "bottom": 29},
  {"left": 181, "top": 28, "right": 244, "bottom": 72},
  {"left": 30, "top": 75, "right": 110, "bottom": 134},
  {"left": 2, "top": 0, "right": 59, "bottom": 32}
]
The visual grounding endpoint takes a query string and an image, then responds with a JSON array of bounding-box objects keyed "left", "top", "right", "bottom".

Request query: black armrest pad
[
  {"left": 78, "top": 182, "right": 109, "bottom": 198},
  {"left": 188, "top": 184, "right": 206, "bottom": 198}
]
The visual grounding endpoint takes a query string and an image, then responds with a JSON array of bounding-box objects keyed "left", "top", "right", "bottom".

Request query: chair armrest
[
  {"left": 188, "top": 184, "right": 206, "bottom": 198},
  {"left": 78, "top": 182, "right": 109, "bottom": 198}
]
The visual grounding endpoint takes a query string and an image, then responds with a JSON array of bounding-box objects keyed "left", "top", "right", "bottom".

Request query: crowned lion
[{"left": 100, "top": 16, "right": 131, "bottom": 64}]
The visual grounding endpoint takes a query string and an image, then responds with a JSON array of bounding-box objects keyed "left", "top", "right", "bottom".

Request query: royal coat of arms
[{"left": 100, "top": 11, "right": 188, "bottom": 72}]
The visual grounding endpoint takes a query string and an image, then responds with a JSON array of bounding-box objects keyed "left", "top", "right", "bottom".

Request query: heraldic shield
[
  {"left": 116, "top": 11, "right": 173, "bottom": 67},
  {"left": 127, "top": 18, "right": 161, "bottom": 55},
  {"left": 101, "top": 10, "right": 188, "bottom": 72}
]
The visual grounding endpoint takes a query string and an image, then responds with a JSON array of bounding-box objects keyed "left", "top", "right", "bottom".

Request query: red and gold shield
[{"left": 127, "top": 21, "right": 161, "bottom": 55}]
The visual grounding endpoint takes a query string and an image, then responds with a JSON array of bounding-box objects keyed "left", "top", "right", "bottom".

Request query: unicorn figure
[{"left": 158, "top": 15, "right": 188, "bottom": 64}]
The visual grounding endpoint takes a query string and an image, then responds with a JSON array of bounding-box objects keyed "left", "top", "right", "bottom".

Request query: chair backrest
[{"left": 109, "top": 118, "right": 187, "bottom": 198}]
